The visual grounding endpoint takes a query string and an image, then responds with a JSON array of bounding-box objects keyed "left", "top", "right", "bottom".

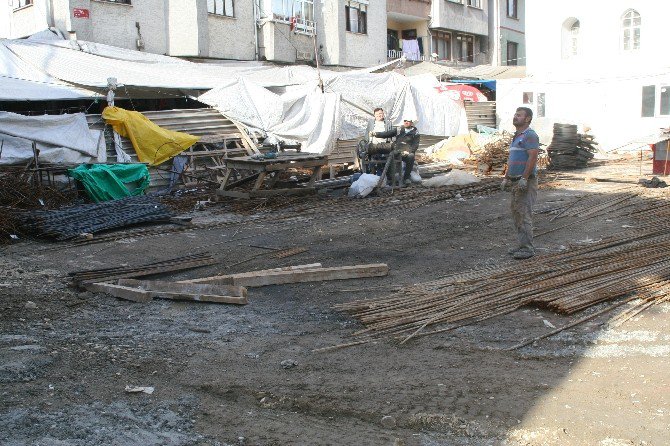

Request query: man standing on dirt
[{"left": 501, "top": 107, "right": 540, "bottom": 259}]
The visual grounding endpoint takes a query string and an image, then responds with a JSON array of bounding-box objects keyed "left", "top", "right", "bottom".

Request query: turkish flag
[{"left": 73, "top": 8, "right": 90, "bottom": 18}]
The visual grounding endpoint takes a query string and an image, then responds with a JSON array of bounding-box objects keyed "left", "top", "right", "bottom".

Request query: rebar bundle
[
  {"left": 19, "top": 195, "right": 176, "bottom": 240},
  {"left": 547, "top": 124, "right": 598, "bottom": 170},
  {"left": 69, "top": 252, "right": 217, "bottom": 286},
  {"left": 333, "top": 225, "right": 670, "bottom": 347}
]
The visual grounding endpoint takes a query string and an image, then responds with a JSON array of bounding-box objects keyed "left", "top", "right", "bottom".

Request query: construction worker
[
  {"left": 371, "top": 117, "right": 421, "bottom": 185},
  {"left": 501, "top": 107, "right": 540, "bottom": 259}
]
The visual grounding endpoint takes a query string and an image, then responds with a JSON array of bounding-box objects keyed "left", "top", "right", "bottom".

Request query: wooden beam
[
  {"left": 230, "top": 264, "right": 389, "bottom": 287},
  {"left": 117, "top": 279, "right": 247, "bottom": 297},
  {"left": 84, "top": 282, "right": 152, "bottom": 303},
  {"left": 179, "top": 263, "right": 323, "bottom": 285}
]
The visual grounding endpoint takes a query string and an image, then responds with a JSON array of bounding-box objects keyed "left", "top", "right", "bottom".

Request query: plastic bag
[{"left": 348, "top": 173, "right": 380, "bottom": 198}]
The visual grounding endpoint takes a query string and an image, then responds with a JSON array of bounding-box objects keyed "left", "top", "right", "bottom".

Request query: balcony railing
[
  {"left": 388, "top": 49, "right": 431, "bottom": 62},
  {"left": 272, "top": 14, "right": 316, "bottom": 35}
]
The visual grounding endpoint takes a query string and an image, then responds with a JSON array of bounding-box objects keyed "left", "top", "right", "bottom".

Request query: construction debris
[
  {"left": 18, "top": 195, "right": 175, "bottom": 240},
  {"left": 469, "top": 131, "right": 513, "bottom": 172},
  {"left": 330, "top": 225, "right": 670, "bottom": 349},
  {"left": 547, "top": 124, "right": 598, "bottom": 169},
  {"left": 69, "top": 253, "right": 217, "bottom": 287}
]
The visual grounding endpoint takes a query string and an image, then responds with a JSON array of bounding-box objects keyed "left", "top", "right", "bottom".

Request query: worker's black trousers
[{"left": 402, "top": 152, "right": 415, "bottom": 180}]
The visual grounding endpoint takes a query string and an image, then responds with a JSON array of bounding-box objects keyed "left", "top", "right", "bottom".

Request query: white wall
[
  {"left": 526, "top": 0, "right": 670, "bottom": 76},
  {"left": 497, "top": 75, "right": 670, "bottom": 150},
  {"left": 207, "top": 0, "right": 256, "bottom": 60},
  {"left": 3, "top": 0, "right": 51, "bottom": 38}
]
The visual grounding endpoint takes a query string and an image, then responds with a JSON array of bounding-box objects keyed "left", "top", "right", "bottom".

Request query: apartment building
[
  {"left": 489, "top": 0, "right": 525, "bottom": 66},
  {"left": 429, "top": 0, "right": 490, "bottom": 65},
  {"left": 386, "top": 0, "right": 431, "bottom": 62},
  {"left": 0, "top": 0, "right": 387, "bottom": 68}
]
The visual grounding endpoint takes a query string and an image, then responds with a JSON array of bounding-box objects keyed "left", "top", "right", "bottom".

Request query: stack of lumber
[
  {"left": 332, "top": 225, "right": 670, "bottom": 348},
  {"left": 86, "top": 279, "right": 247, "bottom": 304},
  {"left": 547, "top": 124, "right": 598, "bottom": 169}
]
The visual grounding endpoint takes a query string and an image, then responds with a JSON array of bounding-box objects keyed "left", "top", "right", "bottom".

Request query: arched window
[
  {"left": 621, "top": 9, "right": 641, "bottom": 50},
  {"left": 561, "top": 18, "right": 580, "bottom": 59}
]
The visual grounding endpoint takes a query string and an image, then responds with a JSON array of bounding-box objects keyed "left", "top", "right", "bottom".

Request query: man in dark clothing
[{"left": 371, "top": 118, "right": 421, "bottom": 185}]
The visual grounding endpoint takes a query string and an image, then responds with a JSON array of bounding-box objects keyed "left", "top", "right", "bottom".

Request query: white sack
[
  {"left": 348, "top": 174, "right": 380, "bottom": 198},
  {"left": 422, "top": 169, "right": 480, "bottom": 187}
]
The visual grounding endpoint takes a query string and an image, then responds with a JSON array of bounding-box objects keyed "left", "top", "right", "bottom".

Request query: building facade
[
  {"left": 386, "top": 0, "right": 431, "bottom": 62},
  {"left": 429, "top": 0, "right": 490, "bottom": 65},
  {"left": 0, "top": 0, "right": 387, "bottom": 68},
  {"left": 497, "top": 0, "right": 670, "bottom": 149},
  {"left": 488, "top": 0, "right": 525, "bottom": 66}
]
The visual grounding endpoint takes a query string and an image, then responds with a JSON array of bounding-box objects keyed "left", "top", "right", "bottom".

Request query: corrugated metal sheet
[
  {"left": 87, "top": 108, "right": 245, "bottom": 190},
  {"left": 464, "top": 102, "right": 496, "bottom": 131}
]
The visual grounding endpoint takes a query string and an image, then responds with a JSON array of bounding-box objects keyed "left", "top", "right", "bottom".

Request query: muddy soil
[{"left": 1, "top": 160, "right": 668, "bottom": 445}]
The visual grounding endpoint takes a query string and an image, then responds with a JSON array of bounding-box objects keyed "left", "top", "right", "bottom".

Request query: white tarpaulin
[
  {"left": 0, "top": 39, "right": 97, "bottom": 100},
  {"left": 200, "top": 69, "right": 467, "bottom": 154},
  {"left": 1, "top": 36, "right": 467, "bottom": 155},
  {"left": 0, "top": 112, "right": 105, "bottom": 165}
]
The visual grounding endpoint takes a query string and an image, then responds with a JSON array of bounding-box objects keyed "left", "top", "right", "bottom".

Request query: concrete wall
[
  {"left": 167, "top": 0, "right": 201, "bottom": 56},
  {"left": 61, "top": 0, "right": 169, "bottom": 54},
  {"left": 496, "top": 74, "right": 670, "bottom": 150},
  {"left": 343, "top": 0, "right": 386, "bottom": 67},
  {"left": 387, "top": 0, "right": 430, "bottom": 19},
  {"left": 431, "top": 0, "right": 489, "bottom": 36},
  {"left": 526, "top": 0, "right": 670, "bottom": 76},
  {"left": 259, "top": 21, "right": 313, "bottom": 63},
  {"left": 207, "top": 0, "right": 256, "bottom": 60}
]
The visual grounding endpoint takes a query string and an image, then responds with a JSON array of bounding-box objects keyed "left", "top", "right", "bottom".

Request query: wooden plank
[
  {"left": 179, "top": 263, "right": 323, "bottom": 285},
  {"left": 84, "top": 282, "right": 152, "bottom": 303},
  {"left": 216, "top": 189, "right": 251, "bottom": 199},
  {"left": 148, "top": 291, "right": 247, "bottom": 305},
  {"left": 117, "top": 279, "right": 247, "bottom": 297},
  {"left": 230, "top": 264, "right": 389, "bottom": 287},
  {"left": 249, "top": 187, "right": 316, "bottom": 198}
]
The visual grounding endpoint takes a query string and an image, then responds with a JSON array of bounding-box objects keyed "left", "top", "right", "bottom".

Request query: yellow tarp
[{"left": 102, "top": 106, "right": 199, "bottom": 166}]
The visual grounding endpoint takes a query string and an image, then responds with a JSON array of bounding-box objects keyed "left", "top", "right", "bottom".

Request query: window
[
  {"left": 506, "top": 41, "right": 518, "bottom": 65},
  {"left": 561, "top": 18, "right": 579, "bottom": 59},
  {"left": 345, "top": 1, "right": 367, "bottom": 34},
  {"left": 208, "top": 0, "right": 234, "bottom": 17},
  {"left": 466, "top": 0, "right": 482, "bottom": 8},
  {"left": 432, "top": 31, "right": 451, "bottom": 60},
  {"left": 661, "top": 87, "right": 670, "bottom": 116},
  {"left": 97, "top": 0, "right": 132, "bottom": 4},
  {"left": 271, "top": 0, "right": 314, "bottom": 32},
  {"left": 523, "top": 92, "right": 533, "bottom": 105},
  {"left": 507, "top": 0, "right": 517, "bottom": 18},
  {"left": 621, "top": 9, "right": 641, "bottom": 51},
  {"left": 447, "top": 0, "right": 464, "bottom": 4},
  {"left": 12, "top": 0, "right": 33, "bottom": 9},
  {"left": 537, "top": 93, "right": 546, "bottom": 118},
  {"left": 388, "top": 30, "right": 399, "bottom": 51},
  {"left": 642, "top": 85, "right": 656, "bottom": 117},
  {"left": 455, "top": 34, "right": 474, "bottom": 62}
]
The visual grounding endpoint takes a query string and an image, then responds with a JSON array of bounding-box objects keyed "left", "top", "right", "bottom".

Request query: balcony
[{"left": 387, "top": 0, "right": 431, "bottom": 20}]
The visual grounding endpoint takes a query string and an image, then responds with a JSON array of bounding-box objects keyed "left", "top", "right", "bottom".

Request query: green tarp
[{"left": 68, "top": 164, "right": 150, "bottom": 203}]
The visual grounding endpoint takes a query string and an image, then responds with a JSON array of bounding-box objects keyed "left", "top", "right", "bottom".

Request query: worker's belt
[{"left": 507, "top": 174, "right": 536, "bottom": 181}]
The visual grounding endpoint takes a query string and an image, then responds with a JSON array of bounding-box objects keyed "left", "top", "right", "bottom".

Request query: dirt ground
[{"left": 1, "top": 159, "right": 668, "bottom": 446}]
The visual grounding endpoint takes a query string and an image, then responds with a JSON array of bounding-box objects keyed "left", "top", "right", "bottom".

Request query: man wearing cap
[
  {"left": 371, "top": 118, "right": 421, "bottom": 185},
  {"left": 501, "top": 107, "right": 540, "bottom": 259}
]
